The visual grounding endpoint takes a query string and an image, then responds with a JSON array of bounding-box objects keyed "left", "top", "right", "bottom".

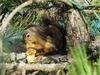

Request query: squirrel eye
[{"left": 26, "top": 33, "right": 30, "bottom": 38}]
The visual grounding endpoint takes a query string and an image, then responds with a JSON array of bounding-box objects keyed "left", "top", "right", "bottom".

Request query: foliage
[
  {"left": 91, "top": 20, "right": 100, "bottom": 36},
  {"left": 92, "top": 0, "right": 100, "bottom": 5},
  {"left": 68, "top": 45, "right": 100, "bottom": 75},
  {"left": 0, "top": 0, "right": 23, "bottom": 17},
  {"left": 3, "top": 25, "right": 24, "bottom": 52},
  {"left": 69, "top": 0, "right": 100, "bottom": 37}
]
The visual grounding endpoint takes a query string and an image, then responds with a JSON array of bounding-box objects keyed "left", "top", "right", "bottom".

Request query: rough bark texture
[
  {"left": 0, "top": 52, "right": 70, "bottom": 75},
  {"left": 65, "top": 9, "right": 90, "bottom": 47},
  {"left": 0, "top": 62, "right": 68, "bottom": 71}
]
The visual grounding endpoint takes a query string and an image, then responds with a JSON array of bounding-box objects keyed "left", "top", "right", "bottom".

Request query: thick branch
[{"left": 0, "top": 63, "right": 68, "bottom": 72}]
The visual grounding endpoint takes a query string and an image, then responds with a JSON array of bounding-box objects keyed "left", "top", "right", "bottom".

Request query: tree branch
[{"left": 0, "top": 63, "right": 68, "bottom": 72}]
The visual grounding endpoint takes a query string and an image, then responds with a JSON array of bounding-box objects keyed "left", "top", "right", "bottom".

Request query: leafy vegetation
[{"left": 68, "top": 45, "right": 100, "bottom": 75}]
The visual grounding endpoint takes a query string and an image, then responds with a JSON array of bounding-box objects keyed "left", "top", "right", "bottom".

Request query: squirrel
[{"left": 23, "top": 16, "right": 66, "bottom": 57}]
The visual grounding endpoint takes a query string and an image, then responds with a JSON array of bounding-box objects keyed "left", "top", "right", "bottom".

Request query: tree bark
[
  {"left": 0, "top": 63, "right": 68, "bottom": 72},
  {"left": 65, "top": 9, "right": 90, "bottom": 47}
]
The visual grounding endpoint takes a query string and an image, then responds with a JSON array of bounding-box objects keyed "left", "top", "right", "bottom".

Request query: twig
[{"left": 83, "top": 5, "right": 100, "bottom": 10}]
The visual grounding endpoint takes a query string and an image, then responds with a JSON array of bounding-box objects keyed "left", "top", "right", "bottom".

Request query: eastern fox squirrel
[
  {"left": 23, "top": 16, "right": 66, "bottom": 58},
  {"left": 23, "top": 25, "right": 66, "bottom": 56}
]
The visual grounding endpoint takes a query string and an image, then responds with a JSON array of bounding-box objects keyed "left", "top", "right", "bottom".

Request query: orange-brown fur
[{"left": 23, "top": 25, "right": 65, "bottom": 56}]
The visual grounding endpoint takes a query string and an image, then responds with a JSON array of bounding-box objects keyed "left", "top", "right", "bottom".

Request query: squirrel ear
[{"left": 42, "top": 15, "right": 51, "bottom": 25}]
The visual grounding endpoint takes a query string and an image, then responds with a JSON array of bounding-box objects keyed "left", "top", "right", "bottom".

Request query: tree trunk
[{"left": 65, "top": 9, "right": 90, "bottom": 47}]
